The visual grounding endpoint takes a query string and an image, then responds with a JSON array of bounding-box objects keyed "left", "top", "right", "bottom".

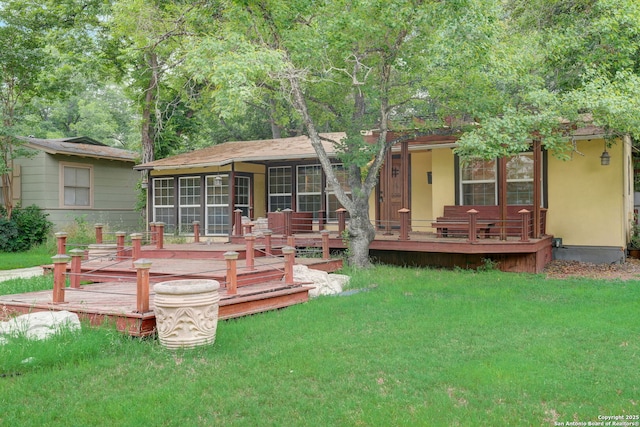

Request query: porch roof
[{"left": 134, "top": 132, "right": 347, "bottom": 171}]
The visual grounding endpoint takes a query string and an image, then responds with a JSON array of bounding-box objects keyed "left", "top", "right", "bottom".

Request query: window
[
  {"left": 326, "top": 164, "right": 350, "bottom": 221},
  {"left": 459, "top": 153, "right": 538, "bottom": 205},
  {"left": 506, "top": 153, "right": 534, "bottom": 204},
  {"left": 206, "top": 174, "right": 230, "bottom": 235},
  {"left": 268, "top": 166, "right": 292, "bottom": 211},
  {"left": 153, "top": 178, "right": 175, "bottom": 233},
  {"left": 61, "top": 163, "right": 92, "bottom": 207},
  {"left": 460, "top": 159, "right": 496, "bottom": 205},
  {"left": 297, "top": 165, "right": 322, "bottom": 214},
  {"left": 179, "top": 177, "right": 201, "bottom": 233},
  {"left": 235, "top": 176, "right": 251, "bottom": 217}
]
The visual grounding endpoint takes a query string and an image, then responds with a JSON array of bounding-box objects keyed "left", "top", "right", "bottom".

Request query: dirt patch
[{"left": 543, "top": 258, "right": 640, "bottom": 281}]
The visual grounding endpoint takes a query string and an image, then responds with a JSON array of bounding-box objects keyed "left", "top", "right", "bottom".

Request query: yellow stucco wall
[
  {"left": 547, "top": 138, "right": 630, "bottom": 247},
  {"left": 410, "top": 151, "right": 433, "bottom": 231},
  {"left": 430, "top": 148, "right": 456, "bottom": 218}
]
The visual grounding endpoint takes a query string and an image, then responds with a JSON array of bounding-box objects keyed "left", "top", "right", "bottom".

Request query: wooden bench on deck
[{"left": 432, "top": 205, "right": 547, "bottom": 239}]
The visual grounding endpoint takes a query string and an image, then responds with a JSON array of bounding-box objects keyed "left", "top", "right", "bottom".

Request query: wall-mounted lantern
[{"left": 600, "top": 143, "right": 610, "bottom": 166}]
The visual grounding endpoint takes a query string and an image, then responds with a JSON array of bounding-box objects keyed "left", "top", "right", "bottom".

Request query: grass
[
  {"left": 1, "top": 265, "right": 639, "bottom": 426},
  {"left": 0, "top": 243, "right": 55, "bottom": 270}
]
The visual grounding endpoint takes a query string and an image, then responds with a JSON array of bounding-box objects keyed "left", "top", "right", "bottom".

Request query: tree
[
  {"left": 188, "top": 0, "right": 499, "bottom": 267},
  {"left": 0, "top": 0, "right": 111, "bottom": 219},
  {"left": 454, "top": 0, "right": 640, "bottom": 159}
]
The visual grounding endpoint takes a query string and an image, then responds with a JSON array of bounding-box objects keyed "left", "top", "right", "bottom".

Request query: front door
[{"left": 379, "top": 154, "right": 407, "bottom": 229}]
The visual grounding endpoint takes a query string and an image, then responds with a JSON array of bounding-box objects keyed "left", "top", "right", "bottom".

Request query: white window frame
[
  {"left": 268, "top": 166, "right": 292, "bottom": 212},
  {"left": 296, "top": 164, "right": 323, "bottom": 213},
  {"left": 458, "top": 153, "right": 541, "bottom": 205},
  {"left": 234, "top": 175, "right": 251, "bottom": 217},
  {"left": 178, "top": 176, "right": 201, "bottom": 234},
  {"left": 59, "top": 162, "right": 93, "bottom": 208},
  {"left": 459, "top": 159, "right": 497, "bottom": 206},
  {"left": 205, "top": 174, "right": 230, "bottom": 235},
  {"left": 326, "top": 164, "right": 351, "bottom": 221},
  {"left": 152, "top": 177, "right": 175, "bottom": 233}
]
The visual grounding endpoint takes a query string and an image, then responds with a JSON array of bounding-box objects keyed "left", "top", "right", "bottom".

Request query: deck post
[
  {"left": 130, "top": 233, "right": 143, "bottom": 266},
  {"left": 233, "top": 209, "right": 243, "bottom": 237},
  {"left": 55, "top": 232, "right": 68, "bottom": 255},
  {"left": 156, "top": 223, "right": 164, "bottom": 249},
  {"left": 52, "top": 254, "right": 70, "bottom": 303},
  {"left": 150, "top": 222, "right": 157, "bottom": 245},
  {"left": 262, "top": 229, "right": 273, "bottom": 256},
  {"left": 116, "top": 231, "right": 126, "bottom": 260},
  {"left": 243, "top": 222, "right": 254, "bottom": 235},
  {"left": 245, "top": 233, "right": 255, "bottom": 271},
  {"left": 467, "top": 209, "right": 479, "bottom": 243},
  {"left": 94, "top": 223, "right": 104, "bottom": 244},
  {"left": 336, "top": 208, "right": 347, "bottom": 235},
  {"left": 224, "top": 251, "right": 239, "bottom": 295},
  {"left": 133, "top": 259, "right": 152, "bottom": 313},
  {"left": 69, "top": 249, "right": 84, "bottom": 289},
  {"left": 399, "top": 208, "right": 410, "bottom": 241},
  {"left": 282, "top": 246, "right": 296, "bottom": 285},
  {"left": 193, "top": 221, "right": 200, "bottom": 243},
  {"left": 321, "top": 229, "right": 330, "bottom": 260},
  {"left": 287, "top": 235, "right": 295, "bottom": 248},
  {"left": 519, "top": 209, "right": 531, "bottom": 242},
  {"left": 263, "top": 229, "right": 273, "bottom": 255},
  {"left": 317, "top": 210, "right": 325, "bottom": 231},
  {"left": 283, "top": 208, "right": 293, "bottom": 236}
]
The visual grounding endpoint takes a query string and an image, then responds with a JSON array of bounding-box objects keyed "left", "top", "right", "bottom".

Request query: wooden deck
[
  {"left": 233, "top": 230, "right": 554, "bottom": 274},
  {"left": 0, "top": 280, "right": 312, "bottom": 337},
  {"left": 0, "top": 243, "right": 343, "bottom": 337}
]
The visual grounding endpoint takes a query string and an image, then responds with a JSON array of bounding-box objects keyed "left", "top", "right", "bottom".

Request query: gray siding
[{"left": 14, "top": 153, "right": 142, "bottom": 232}]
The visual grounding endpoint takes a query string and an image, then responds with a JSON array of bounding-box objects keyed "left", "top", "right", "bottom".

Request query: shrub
[
  {"left": 0, "top": 217, "right": 19, "bottom": 251},
  {"left": 0, "top": 205, "right": 53, "bottom": 252}
]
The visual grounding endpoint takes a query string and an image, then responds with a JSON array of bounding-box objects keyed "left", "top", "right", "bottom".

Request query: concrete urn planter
[{"left": 153, "top": 279, "right": 220, "bottom": 349}]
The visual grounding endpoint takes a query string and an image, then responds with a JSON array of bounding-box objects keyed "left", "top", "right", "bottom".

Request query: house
[
  {"left": 134, "top": 127, "right": 634, "bottom": 269},
  {"left": 3, "top": 136, "right": 141, "bottom": 230}
]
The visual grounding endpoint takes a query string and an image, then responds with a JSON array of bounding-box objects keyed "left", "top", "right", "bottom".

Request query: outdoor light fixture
[
  {"left": 213, "top": 175, "right": 223, "bottom": 187},
  {"left": 600, "top": 143, "right": 610, "bottom": 166}
]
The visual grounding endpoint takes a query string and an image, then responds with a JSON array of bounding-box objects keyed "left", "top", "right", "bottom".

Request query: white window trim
[
  {"left": 296, "top": 164, "right": 322, "bottom": 212},
  {"left": 268, "top": 166, "right": 292, "bottom": 212},
  {"left": 205, "top": 174, "right": 230, "bottom": 236},
  {"left": 59, "top": 161, "right": 93, "bottom": 209},
  {"left": 326, "top": 164, "right": 351, "bottom": 222},
  {"left": 178, "top": 176, "right": 201, "bottom": 233}
]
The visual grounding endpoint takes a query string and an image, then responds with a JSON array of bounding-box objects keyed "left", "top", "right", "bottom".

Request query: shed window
[{"left": 61, "top": 164, "right": 92, "bottom": 207}]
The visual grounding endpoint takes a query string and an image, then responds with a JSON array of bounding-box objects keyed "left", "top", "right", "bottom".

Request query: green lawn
[
  {"left": 1, "top": 265, "right": 638, "bottom": 426},
  {"left": 0, "top": 244, "right": 55, "bottom": 270}
]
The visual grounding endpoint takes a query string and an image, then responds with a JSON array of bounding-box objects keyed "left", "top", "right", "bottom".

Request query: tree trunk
[
  {"left": 140, "top": 52, "right": 159, "bottom": 165},
  {"left": 345, "top": 197, "right": 375, "bottom": 268}
]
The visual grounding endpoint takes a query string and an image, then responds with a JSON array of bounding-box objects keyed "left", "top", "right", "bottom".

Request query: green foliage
[
  {"left": 61, "top": 216, "right": 97, "bottom": 245},
  {"left": 629, "top": 216, "right": 640, "bottom": 249},
  {"left": 0, "top": 205, "right": 52, "bottom": 252}
]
